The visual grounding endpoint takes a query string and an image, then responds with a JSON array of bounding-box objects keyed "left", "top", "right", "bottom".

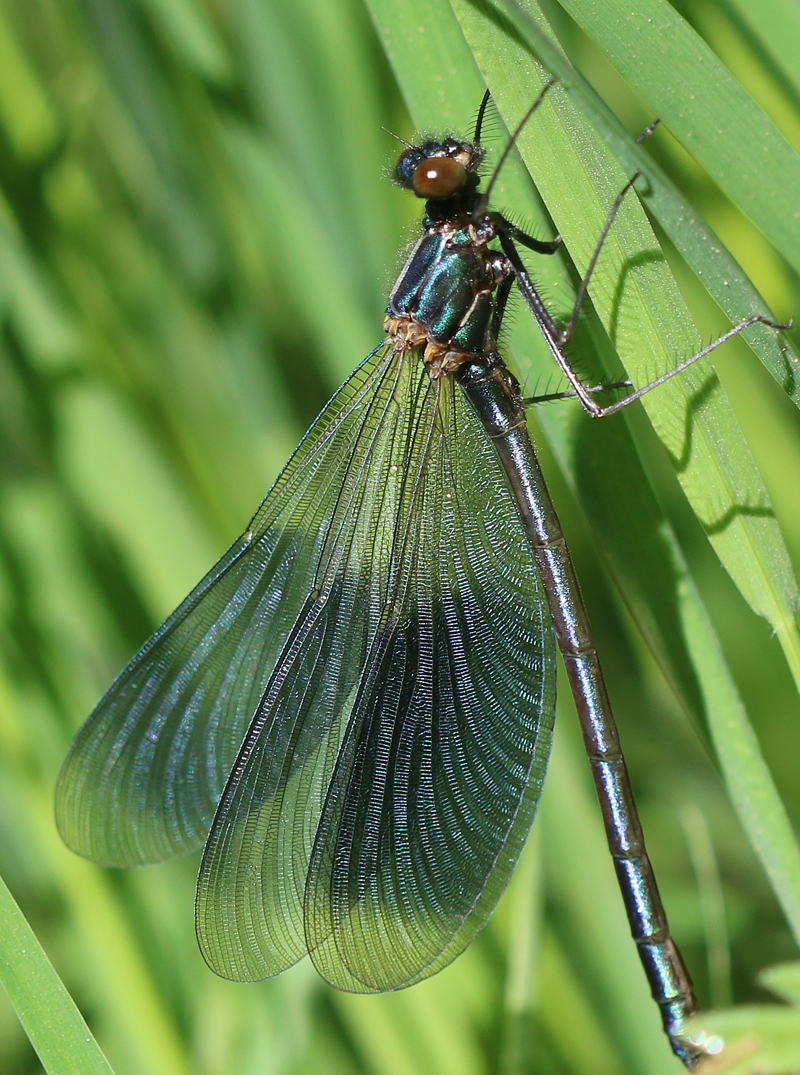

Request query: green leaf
[
  {"left": 550, "top": 0, "right": 800, "bottom": 279},
  {"left": 723, "top": 0, "right": 800, "bottom": 100},
  {"left": 0, "top": 871, "right": 115, "bottom": 1075}
]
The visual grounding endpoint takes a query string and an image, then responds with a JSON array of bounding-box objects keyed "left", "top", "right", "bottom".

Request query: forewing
[
  {"left": 195, "top": 359, "right": 556, "bottom": 986},
  {"left": 55, "top": 345, "right": 397, "bottom": 866}
]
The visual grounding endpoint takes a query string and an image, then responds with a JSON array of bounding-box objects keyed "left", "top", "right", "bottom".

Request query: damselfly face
[{"left": 393, "top": 137, "right": 484, "bottom": 205}]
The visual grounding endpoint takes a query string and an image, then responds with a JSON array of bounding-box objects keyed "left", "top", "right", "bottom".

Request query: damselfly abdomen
[{"left": 56, "top": 86, "right": 787, "bottom": 1069}]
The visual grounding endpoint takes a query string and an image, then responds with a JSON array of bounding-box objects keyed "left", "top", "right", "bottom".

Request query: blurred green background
[{"left": 1, "top": 0, "right": 800, "bottom": 1072}]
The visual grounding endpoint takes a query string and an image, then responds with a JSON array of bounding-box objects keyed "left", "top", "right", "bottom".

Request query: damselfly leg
[{"left": 495, "top": 159, "right": 790, "bottom": 419}]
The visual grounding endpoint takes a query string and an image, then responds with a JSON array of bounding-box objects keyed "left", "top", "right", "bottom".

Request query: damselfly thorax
[{"left": 385, "top": 212, "right": 512, "bottom": 378}]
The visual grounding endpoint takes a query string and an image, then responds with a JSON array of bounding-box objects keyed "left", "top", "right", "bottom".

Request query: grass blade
[
  {"left": 723, "top": 0, "right": 800, "bottom": 100},
  {"left": 551, "top": 0, "right": 800, "bottom": 278},
  {"left": 0, "top": 872, "right": 115, "bottom": 1075}
]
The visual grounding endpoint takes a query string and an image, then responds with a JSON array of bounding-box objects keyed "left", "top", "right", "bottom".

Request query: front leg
[
  {"left": 497, "top": 228, "right": 606, "bottom": 416},
  {"left": 490, "top": 212, "right": 562, "bottom": 256}
]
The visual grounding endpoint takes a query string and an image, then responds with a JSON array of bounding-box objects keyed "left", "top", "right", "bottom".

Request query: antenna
[
  {"left": 382, "top": 127, "right": 415, "bottom": 150},
  {"left": 474, "top": 89, "right": 492, "bottom": 145},
  {"left": 473, "top": 78, "right": 557, "bottom": 218}
]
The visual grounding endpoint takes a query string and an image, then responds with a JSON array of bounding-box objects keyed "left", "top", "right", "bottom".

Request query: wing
[
  {"left": 55, "top": 344, "right": 398, "bottom": 866},
  {"left": 195, "top": 350, "right": 556, "bottom": 988}
]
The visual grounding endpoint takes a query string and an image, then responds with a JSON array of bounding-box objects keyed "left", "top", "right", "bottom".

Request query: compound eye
[
  {"left": 395, "top": 147, "right": 424, "bottom": 188},
  {"left": 412, "top": 156, "right": 467, "bottom": 199}
]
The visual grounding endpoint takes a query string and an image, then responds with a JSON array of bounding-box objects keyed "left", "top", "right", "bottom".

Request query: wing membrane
[
  {"left": 55, "top": 345, "right": 397, "bottom": 866},
  {"left": 195, "top": 348, "right": 556, "bottom": 986}
]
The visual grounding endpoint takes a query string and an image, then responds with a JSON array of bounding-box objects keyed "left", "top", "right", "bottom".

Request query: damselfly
[{"left": 55, "top": 84, "right": 788, "bottom": 1068}]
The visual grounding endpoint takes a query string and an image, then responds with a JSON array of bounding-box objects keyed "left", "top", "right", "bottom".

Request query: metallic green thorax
[{"left": 386, "top": 220, "right": 509, "bottom": 374}]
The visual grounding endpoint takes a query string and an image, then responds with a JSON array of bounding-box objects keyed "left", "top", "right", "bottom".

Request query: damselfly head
[{"left": 394, "top": 137, "right": 483, "bottom": 201}]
